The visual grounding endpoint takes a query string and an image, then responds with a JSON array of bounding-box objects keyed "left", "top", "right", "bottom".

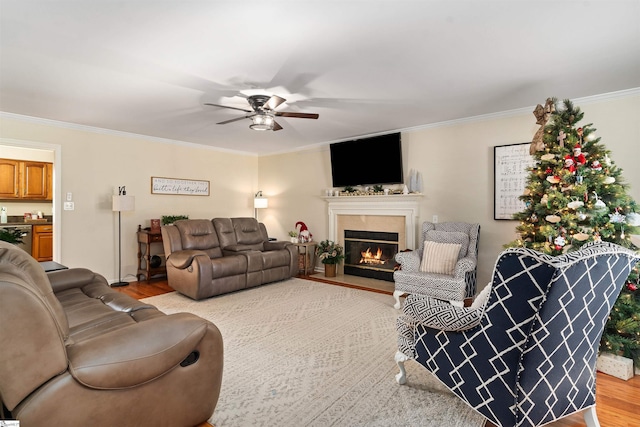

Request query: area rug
[{"left": 141, "top": 278, "right": 486, "bottom": 427}]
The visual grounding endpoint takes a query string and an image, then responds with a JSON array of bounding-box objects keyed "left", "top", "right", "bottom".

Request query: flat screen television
[{"left": 330, "top": 133, "right": 403, "bottom": 187}]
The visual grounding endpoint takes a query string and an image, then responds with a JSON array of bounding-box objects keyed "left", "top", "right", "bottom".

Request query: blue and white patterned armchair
[
  {"left": 395, "top": 242, "right": 639, "bottom": 427},
  {"left": 393, "top": 221, "right": 480, "bottom": 309}
]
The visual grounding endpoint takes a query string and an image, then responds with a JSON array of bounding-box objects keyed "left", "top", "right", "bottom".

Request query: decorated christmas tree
[{"left": 506, "top": 98, "right": 640, "bottom": 364}]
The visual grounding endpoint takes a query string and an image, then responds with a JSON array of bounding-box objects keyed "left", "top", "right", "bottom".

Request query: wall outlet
[
  {"left": 63, "top": 201, "right": 74, "bottom": 211},
  {"left": 66, "top": 192, "right": 73, "bottom": 201},
  {"left": 432, "top": 215, "right": 438, "bottom": 223}
]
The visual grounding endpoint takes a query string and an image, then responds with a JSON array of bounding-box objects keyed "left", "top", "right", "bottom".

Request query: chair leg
[
  {"left": 393, "top": 290, "right": 405, "bottom": 309},
  {"left": 583, "top": 406, "right": 600, "bottom": 427},
  {"left": 395, "top": 350, "right": 409, "bottom": 384}
]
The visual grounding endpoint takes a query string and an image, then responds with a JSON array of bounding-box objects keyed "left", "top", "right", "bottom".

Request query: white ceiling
[{"left": 1, "top": 1, "right": 639, "bottom": 155}]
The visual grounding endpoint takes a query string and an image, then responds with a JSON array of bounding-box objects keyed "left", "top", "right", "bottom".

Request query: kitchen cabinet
[
  {"left": 0, "top": 159, "right": 20, "bottom": 199},
  {"left": 0, "top": 159, "right": 53, "bottom": 200},
  {"left": 32, "top": 224, "right": 53, "bottom": 261}
]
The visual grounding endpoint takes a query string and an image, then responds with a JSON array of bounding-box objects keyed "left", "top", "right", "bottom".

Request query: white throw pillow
[
  {"left": 425, "top": 230, "right": 470, "bottom": 258},
  {"left": 420, "top": 240, "right": 462, "bottom": 275}
]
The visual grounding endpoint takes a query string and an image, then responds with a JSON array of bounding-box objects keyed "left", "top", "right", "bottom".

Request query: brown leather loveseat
[
  {"left": 162, "top": 217, "right": 297, "bottom": 300},
  {"left": 0, "top": 241, "right": 223, "bottom": 427}
]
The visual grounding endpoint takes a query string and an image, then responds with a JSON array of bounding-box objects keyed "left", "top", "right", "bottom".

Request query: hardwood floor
[{"left": 117, "top": 276, "right": 640, "bottom": 427}]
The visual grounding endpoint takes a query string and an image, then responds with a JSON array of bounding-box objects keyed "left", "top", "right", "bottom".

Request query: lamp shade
[
  {"left": 112, "top": 195, "right": 135, "bottom": 212},
  {"left": 254, "top": 196, "right": 268, "bottom": 209}
]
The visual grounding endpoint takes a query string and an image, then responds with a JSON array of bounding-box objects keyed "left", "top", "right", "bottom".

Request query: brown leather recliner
[
  {"left": 162, "top": 218, "right": 296, "bottom": 301},
  {"left": 0, "top": 241, "right": 223, "bottom": 427},
  {"left": 162, "top": 219, "right": 249, "bottom": 300},
  {"left": 213, "top": 217, "right": 297, "bottom": 287}
]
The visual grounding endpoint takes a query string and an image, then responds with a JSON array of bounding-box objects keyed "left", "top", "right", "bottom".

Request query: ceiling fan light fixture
[{"left": 250, "top": 113, "right": 274, "bottom": 131}]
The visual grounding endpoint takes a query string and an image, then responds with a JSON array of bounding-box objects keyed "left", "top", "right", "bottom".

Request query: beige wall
[
  {"left": 1, "top": 118, "right": 258, "bottom": 282},
  {"left": 1, "top": 93, "right": 638, "bottom": 288},
  {"left": 259, "top": 94, "right": 640, "bottom": 288}
]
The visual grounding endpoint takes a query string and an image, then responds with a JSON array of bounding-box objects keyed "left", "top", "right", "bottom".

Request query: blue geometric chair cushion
[{"left": 396, "top": 241, "right": 640, "bottom": 427}]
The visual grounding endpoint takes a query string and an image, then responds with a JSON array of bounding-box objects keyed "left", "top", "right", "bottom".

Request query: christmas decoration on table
[
  {"left": 505, "top": 97, "right": 640, "bottom": 365},
  {"left": 295, "top": 221, "right": 313, "bottom": 242}
]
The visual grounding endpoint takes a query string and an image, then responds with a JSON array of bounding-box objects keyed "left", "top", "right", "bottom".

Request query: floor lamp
[
  {"left": 254, "top": 191, "right": 268, "bottom": 220},
  {"left": 112, "top": 187, "right": 135, "bottom": 287}
]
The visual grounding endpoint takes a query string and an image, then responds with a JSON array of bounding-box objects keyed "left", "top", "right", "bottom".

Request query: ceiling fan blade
[
  {"left": 217, "top": 114, "right": 254, "bottom": 125},
  {"left": 274, "top": 112, "right": 319, "bottom": 119},
  {"left": 272, "top": 121, "right": 283, "bottom": 131},
  {"left": 204, "top": 103, "right": 252, "bottom": 113},
  {"left": 264, "top": 95, "right": 286, "bottom": 110}
]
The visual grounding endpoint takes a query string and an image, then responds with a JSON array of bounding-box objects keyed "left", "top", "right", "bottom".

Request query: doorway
[{"left": 0, "top": 139, "right": 62, "bottom": 261}]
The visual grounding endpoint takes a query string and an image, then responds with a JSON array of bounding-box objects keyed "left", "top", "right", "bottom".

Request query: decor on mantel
[
  {"left": 316, "top": 239, "right": 345, "bottom": 277},
  {"left": 329, "top": 188, "right": 421, "bottom": 197},
  {"left": 407, "top": 169, "right": 424, "bottom": 193}
]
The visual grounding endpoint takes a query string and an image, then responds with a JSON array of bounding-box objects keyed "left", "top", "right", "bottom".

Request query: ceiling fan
[{"left": 205, "top": 95, "right": 319, "bottom": 131}]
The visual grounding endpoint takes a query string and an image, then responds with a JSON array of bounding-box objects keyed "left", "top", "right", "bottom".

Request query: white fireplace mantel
[{"left": 323, "top": 194, "right": 422, "bottom": 249}]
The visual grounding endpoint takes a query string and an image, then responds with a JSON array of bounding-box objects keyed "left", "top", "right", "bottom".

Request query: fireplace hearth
[{"left": 344, "top": 230, "right": 399, "bottom": 282}]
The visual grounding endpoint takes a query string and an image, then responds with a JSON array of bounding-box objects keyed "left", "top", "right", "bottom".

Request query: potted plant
[
  {"left": 288, "top": 230, "right": 298, "bottom": 243},
  {"left": 161, "top": 215, "right": 189, "bottom": 225},
  {"left": 315, "top": 239, "right": 345, "bottom": 277},
  {"left": 0, "top": 227, "right": 25, "bottom": 245}
]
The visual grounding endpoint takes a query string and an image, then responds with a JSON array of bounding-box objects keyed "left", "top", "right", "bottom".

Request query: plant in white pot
[{"left": 316, "top": 239, "right": 345, "bottom": 277}]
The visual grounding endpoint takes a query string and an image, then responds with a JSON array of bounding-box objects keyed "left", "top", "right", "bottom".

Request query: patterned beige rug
[{"left": 142, "top": 278, "right": 486, "bottom": 427}]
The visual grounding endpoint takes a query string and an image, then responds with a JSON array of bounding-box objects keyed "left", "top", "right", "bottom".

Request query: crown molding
[
  {"left": 2, "top": 87, "right": 637, "bottom": 158},
  {"left": 0, "top": 111, "right": 258, "bottom": 157}
]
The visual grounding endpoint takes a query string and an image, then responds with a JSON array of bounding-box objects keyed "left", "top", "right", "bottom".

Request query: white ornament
[
  {"left": 609, "top": 211, "right": 626, "bottom": 224},
  {"left": 567, "top": 199, "right": 584, "bottom": 210},
  {"left": 592, "top": 192, "right": 607, "bottom": 211},
  {"left": 545, "top": 214, "right": 561, "bottom": 223},
  {"left": 603, "top": 176, "right": 616, "bottom": 184},
  {"left": 626, "top": 212, "right": 640, "bottom": 226}
]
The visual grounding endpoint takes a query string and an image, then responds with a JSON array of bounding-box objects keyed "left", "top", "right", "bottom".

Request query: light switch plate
[{"left": 63, "top": 201, "right": 74, "bottom": 210}]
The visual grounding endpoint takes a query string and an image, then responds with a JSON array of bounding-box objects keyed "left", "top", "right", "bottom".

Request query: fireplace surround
[{"left": 323, "top": 194, "right": 422, "bottom": 276}]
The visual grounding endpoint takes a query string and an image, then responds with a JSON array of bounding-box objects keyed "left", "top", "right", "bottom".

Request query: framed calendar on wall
[{"left": 494, "top": 142, "right": 536, "bottom": 220}]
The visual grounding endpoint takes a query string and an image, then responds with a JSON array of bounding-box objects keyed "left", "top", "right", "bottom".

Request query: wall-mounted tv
[{"left": 330, "top": 132, "right": 403, "bottom": 187}]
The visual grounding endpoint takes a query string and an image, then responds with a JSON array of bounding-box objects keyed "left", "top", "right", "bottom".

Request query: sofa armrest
[
  {"left": 47, "top": 268, "right": 108, "bottom": 293},
  {"left": 263, "top": 240, "right": 291, "bottom": 251},
  {"left": 67, "top": 313, "right": 213, "bottom": 389},
  {"left": 166, "top": 250, "right": 209, "bottom": 269},
  {"left": 403, "top": 295, "right": 483, "bottom": 331},
  {"left": 453, "top": 256, "right": 476, "bottom": 279},
  {"left": 395, "top": 250, "right": 422, "bottom": 272},
  {"left": 222, "top": 244, "right": 254, "bottom": 253}
]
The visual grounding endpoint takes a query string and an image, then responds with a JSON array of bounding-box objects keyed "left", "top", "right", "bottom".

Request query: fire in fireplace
[{"left": 344, "top": 230, "right": 399, "bottom": 282}]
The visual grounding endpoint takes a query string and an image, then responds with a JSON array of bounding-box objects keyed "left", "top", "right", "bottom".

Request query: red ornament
[{"left": 627, "top": 282, "right": 638, "bottom": 292}]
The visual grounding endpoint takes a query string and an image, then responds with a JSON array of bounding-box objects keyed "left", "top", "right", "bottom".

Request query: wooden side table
[
  {"left": 293, "top": 242, "right": 317, "bottom": 276},
  {"left": 137, "top": 228, "right": 167, "bottom": 281}
]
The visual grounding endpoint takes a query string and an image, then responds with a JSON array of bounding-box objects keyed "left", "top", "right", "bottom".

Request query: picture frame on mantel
[
  {"left": 493, "top": 142, "right": 535, "bottom": 220},
  {"left": 151, "top": 176, "right": 210, "bottom": 196}
]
